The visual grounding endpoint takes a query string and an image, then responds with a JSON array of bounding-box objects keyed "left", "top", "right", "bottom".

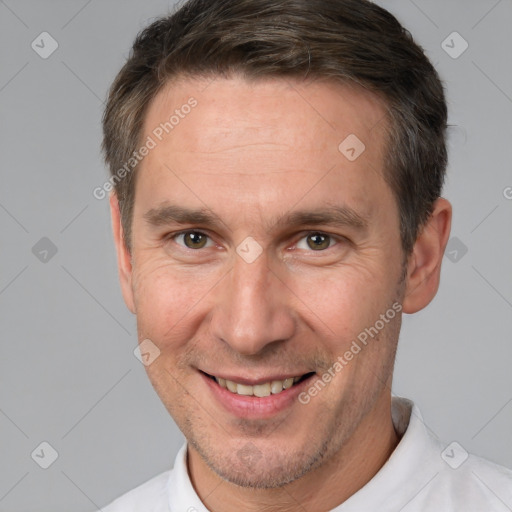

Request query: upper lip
[{"left": 200, "top": 370, "right": 314, "bottom": 386}]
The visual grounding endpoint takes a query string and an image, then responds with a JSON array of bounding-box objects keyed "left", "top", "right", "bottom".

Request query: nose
[{"left": 209, "top": 248, "right": 296, "bottom": 356}]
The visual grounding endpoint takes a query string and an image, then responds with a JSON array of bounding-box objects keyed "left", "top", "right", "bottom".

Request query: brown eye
[
  {"left": 177, "top": 231, "right": 210, "bottom": 249},
  {"left": 305, "top": 233, "right": 332, "bottom": 251}
]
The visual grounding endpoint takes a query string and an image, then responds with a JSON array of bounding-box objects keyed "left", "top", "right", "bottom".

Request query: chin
[{"left": 189, "top": 434, "right": 330, "bottom": 489}]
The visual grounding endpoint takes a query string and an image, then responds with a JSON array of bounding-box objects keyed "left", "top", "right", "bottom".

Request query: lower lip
[{"left": 201, "top": 372, "right": 314, "bottom": 419}]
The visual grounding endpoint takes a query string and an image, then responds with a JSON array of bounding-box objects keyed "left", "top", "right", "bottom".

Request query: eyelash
[{"left": 167, "top": 230, "right": 344, "bottom": 252}]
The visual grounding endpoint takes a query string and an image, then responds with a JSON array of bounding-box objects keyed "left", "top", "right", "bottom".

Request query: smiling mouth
[{"left": 202, "top": 372, "right": 315, "bottom": 398}]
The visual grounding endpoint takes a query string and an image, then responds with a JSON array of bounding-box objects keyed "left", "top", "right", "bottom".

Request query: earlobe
[
  {"left": 109, "top": 192, "right": 136, "bottom": 314},
  {"left": 402, "top": 198, "right": 452, "bottom": 314}
]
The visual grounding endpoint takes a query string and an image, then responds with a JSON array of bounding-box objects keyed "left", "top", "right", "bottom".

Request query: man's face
[{"left": 119, "top": 76, "right": 407, "bottom": 487}]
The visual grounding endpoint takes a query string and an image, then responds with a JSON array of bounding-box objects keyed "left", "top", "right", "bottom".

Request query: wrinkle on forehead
[
  {"left": 143, "top": 76, "right": 388, "bottom": 160},
  {"left": 178, "top": 142, "right": 293, "bottom": 155}
]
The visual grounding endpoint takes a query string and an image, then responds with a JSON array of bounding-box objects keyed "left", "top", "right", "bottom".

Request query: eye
[
  {"left": 173, "top": 231, "right": 214, "bottom": 250},
  {"left": 295, "top": 232, "right": 338, "bottom": 251}
]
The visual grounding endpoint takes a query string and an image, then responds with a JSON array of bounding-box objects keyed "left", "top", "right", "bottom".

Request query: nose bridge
[{"left": 210, "top": 249, "right": 294, "bottom": 355}]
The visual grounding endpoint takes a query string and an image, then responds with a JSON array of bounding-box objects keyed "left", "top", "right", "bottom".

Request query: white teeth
[
  {"left": 270, "top": 380, "right": 283, "bottom": 394},
  {"left": 282, "top": 378, "right": 294, "bottom": 390},
  {"left": 253, "top": 383, "right": 271, "bottom": 397},
  {"left": 236, "top": 383, "right": 253, "bottom": 396},
  {"left": 214, "top": 375, "right": 304, "bottom": 397}
]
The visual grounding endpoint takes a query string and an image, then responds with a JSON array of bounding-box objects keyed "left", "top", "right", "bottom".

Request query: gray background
[{"left": 0, "top": 0, "right": 511, "bottom": 510}]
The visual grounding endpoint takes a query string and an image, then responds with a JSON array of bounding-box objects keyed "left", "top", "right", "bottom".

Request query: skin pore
[{"left": 110, "top": 76, "right": 452, "bottom": 511}]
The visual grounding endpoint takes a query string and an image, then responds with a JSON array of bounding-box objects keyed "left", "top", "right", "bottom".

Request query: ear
[
  {"left": 110, "top": 192, "right": 136, "bottom": 314},
  {"left": 402, "top": 198, "right": 452, "bottom": 314}
]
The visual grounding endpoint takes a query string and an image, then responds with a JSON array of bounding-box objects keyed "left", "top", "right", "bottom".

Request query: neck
[{"left": 188, "top": 393, "right": 399, "bottom": 512}]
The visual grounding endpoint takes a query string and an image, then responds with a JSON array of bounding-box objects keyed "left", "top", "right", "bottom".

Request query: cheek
[
  {"left": 290, "top": 262, "right": 397, "bottom": 345},
  {"left": 130, "top": 256, "right": 221, "bottom": 343}
]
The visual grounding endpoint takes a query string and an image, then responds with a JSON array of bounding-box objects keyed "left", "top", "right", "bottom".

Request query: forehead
[
  {"left": 136, "top": 76, "right": 392, "bottom": 224},
  {"left": 144, "top": 75, "right": 388, "bottom": 154}
]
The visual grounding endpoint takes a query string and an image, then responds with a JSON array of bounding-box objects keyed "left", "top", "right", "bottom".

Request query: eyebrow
[
  {"left": 144, "top": 203, "right": 369, "bottom": 233},
  {"left": 274, "top": 205, "right": 369, "bottom": 232}
]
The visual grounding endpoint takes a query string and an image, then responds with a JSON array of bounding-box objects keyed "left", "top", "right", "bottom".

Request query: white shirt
[{"left": 100, "top": 397, "right": 512, "bottom": 511}]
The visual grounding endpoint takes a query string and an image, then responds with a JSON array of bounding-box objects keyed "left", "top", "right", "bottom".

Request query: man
[{"left": 100, "top": 0, "right": 512, "bottom": 510}]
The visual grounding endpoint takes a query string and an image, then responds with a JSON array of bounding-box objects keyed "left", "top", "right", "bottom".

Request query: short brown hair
[{"left": 102, "top": 0, "right": 447, "bottom": 256}]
